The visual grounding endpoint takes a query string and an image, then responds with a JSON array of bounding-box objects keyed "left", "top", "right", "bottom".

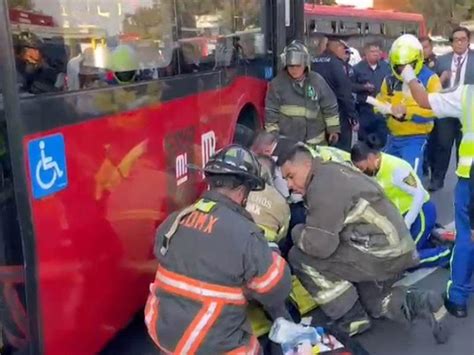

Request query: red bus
[
  {"left": 304, "top": 4, "right": 427, "bottom": 55},
  {"left": 0, "top": 0, "right": 303, "bottom": 354}
]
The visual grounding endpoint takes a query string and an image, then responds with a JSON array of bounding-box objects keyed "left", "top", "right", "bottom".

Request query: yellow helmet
[
  {"left": 389, "top": 34, "right": 424, "bottom": 81},
  {"left": 108, "top": 45, "right": 139, "bottom": 84}
]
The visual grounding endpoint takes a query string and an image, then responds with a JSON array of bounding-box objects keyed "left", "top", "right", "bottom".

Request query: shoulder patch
[
  {"left": 403, "top": 173, "right": 418, "bottom": 188},
  {"left": 194, "top": 199, "right": 217, "bottom": 213}
]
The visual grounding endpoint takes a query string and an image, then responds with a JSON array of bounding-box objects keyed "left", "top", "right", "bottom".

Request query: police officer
[
  {"left": 265, "top": 41, "right": 340, "bottom": 147},
  {"left": 351, "top": 142, "right": 451, "bottom": 269},
  {"left": 401, "top": 64, "right": 474, "bottom": 318},
  {"left": 278, "top": 145, "right": 449, "bottom": 342},
  {"left": 421, "top": 36, "right": 438, "bottom": 70},
  {"left": 376, "top": 34, "right": 441, "bottom": 177},
  {"left": 145, "top": 145, "right": 292, "bottom": 354},
  {"left": 312, "top": 36, "right": 359, "bottom": 152}
]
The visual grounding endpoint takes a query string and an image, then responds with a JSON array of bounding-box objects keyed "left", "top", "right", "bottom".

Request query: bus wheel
[{"left": 233, "top": 106, "right": 258, "bottom": 148}]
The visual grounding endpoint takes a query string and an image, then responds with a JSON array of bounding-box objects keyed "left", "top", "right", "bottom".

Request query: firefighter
[
  {"left": 107, "top": 44, "right": 139, "bottom": 85},
  {"left": 351, "top": 142, "right": 451, "bottom": 269},
  {"left": 278, "top": 145, "right": 449, "bottom": 343},
  {"left": 245, "top": 155, "right": 317, "bottom": 342},
  {"left": 376, "top": 34, "right": 441, "bottom": 177},
  {"left": 265, "top": 41, "right": 340, "bottom": 147},
  {"left": 13, "top": 31, "right": 60, "bottom": 95},
  {"left": 94, "top": 44, "right": 162, "bottom": 114},
  {"left": 145, "top": 145, "right": 292, "bottom": 354},
  {"left": 246, "top": 155, "right": 291, "bottom": 246},
  {"left": 400, "top": 64, "right": 474, "bottom": 318}
]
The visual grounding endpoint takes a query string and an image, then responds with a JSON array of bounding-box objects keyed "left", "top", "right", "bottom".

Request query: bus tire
[{"left": 233, "top": 105, "right": 259, "bottom": 148}]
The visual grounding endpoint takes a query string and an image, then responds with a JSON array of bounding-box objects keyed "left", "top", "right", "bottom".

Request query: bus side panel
[{"left": 21, "top": 76, "right": 266, "bottom": 355}]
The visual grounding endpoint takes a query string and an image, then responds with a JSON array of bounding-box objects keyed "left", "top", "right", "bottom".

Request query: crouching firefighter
[
  {"left": 245, "top": 155, "right": 318, "bottom": 338},
  {"left": 278, "top": 145, "right": 450, "bottom": 344},
  {"left": 145, "top": 145, "right": 292, "bottom": 354}
]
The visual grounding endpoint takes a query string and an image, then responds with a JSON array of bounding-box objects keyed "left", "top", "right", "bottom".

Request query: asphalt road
[{"left": 102, "top": 151, "right": 474, "bottom": 355}]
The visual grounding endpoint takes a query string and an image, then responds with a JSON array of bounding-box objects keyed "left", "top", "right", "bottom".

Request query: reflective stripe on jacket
[
  {"left": 145, "top": 191, "right": 292, "bottom": 354},
  {"left": 265, "top": 70, "right": 340, "bottom": 144}
]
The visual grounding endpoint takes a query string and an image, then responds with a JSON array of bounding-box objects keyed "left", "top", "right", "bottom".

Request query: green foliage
[
  {"left": 9, "top": 0, "right": 33, "bottom": 10},
  {"left": 409, "top": 0, "right": 474, "bottom": 35}
]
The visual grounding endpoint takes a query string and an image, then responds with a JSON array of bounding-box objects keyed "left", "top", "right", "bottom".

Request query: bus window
[
  {"left": 234, "top": 0, "right": 266, "bottom": 60},
  {"left": 385, "top": 21, "right": 405, "bottom": 38},
  {"left": 176, "top": 0, "right": 265, "bottom": 71},
  {"left": 9, "top": 1, "right": 175, "bottom": 93},
  {"left": 176, "top": 0, "right": 233, "bottom": 71},
  {"left": 367, "top": 22, "right": 383, "bottom": 35},
  {"left": 308, "top": 19, "right": 317, "bottom": 33},
  {"left": 405, "top": 22, "right": 420, "bottom": 36},
  {"left": 340, "top": 20, "right": 361, "bottom": 35}
]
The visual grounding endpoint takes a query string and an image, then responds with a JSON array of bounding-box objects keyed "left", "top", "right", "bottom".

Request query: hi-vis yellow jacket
[{"left": 376, "top": 66, "right": 441, "bottom": 136}]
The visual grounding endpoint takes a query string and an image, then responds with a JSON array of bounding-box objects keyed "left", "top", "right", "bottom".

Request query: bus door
[
  {"left": 0, "top": 2, "right": 45, "bottom": 354},
  {"left": 0, "top": 111, "right": 31, "bottom": 354}
]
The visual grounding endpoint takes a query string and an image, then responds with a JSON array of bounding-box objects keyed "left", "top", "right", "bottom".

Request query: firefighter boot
[
  {"left": 386, "top": 287, "right": 450, "bottom": 344},
  {"left": 405, "top": 289, "right": 450, "bottom": 344},
  {"left": 331, "top": 301, "right": 372, "bottom": 337}
]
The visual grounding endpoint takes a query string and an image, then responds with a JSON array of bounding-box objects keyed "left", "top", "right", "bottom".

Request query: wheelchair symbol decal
[{"left": 28, "top": 134, "right": 68, "bottom": 199}]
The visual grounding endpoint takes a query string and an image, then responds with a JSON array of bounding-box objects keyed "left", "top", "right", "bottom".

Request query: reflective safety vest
[
  {"left": 457, "top": 85, "right": 474, "bottom": 178},
  {"left": 376, "top": 153, "right": 429, "bottom": 215},
  {"left": 305, "top": 144, "right": 351, "bottom": 164}
]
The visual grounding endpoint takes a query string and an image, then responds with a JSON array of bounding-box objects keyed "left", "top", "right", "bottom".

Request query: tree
[
  {"left": 8, "top": 0, "right": 33, "bottom": 10},
  {"left": 122, "top": 4, "right": 173, "bottom": 40},
  {"left": 409, "top": 0, "right": 474, "bottom": 36}
]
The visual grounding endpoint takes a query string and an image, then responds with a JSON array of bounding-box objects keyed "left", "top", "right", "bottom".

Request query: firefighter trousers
[{"left": 288, "top": 247, "right": 406, "bottom": 321}]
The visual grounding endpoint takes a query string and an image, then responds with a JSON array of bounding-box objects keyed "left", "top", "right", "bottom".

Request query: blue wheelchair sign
[{"left": 28, "top": 133, "right": 68, "bottom": 199}]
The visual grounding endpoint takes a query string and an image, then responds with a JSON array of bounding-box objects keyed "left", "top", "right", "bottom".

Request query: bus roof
[{"left": 304, "top": 4, "right": 425, "bottom": 23}]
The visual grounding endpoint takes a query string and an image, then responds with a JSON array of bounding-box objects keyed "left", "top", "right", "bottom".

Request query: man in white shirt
[
  {"left": 428, "top": 27, "right": 474, "bottom": 192},
  {"left": 399, "top": 64, "right": 474, "bottom": 319}
]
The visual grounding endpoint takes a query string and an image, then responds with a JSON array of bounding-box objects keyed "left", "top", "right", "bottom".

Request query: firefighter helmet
[
  {"left": 79, "top": 47, "right": 100, "bottom": 75},
  {"left": 389, "top": 34, "right": 424, "bottom": 81},
  {"left": 14, "top": 31, "right": 43, "bottom": 50},
  {"left": 108, "top": 44, "right": 138, "bottom": 84},
  {"left": 204, "top": 145, "right": 265, "bottom": 191},
  {"left": 281, "top": 40, "right": 311, "bottom": 69}
]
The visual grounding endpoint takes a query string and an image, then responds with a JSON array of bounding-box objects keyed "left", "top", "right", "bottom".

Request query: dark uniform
[
  {"left": 145, "top": 145, "right": 292, "bottom": 354},
  {"left": 280, "top": 149, "right": 449, "bottom": 343},
  {"left": 312, "top": 50, "right": 359, "bottom": 152},
  {"left": 353, "top": 59, "right": 391, "bottom": 147}
]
